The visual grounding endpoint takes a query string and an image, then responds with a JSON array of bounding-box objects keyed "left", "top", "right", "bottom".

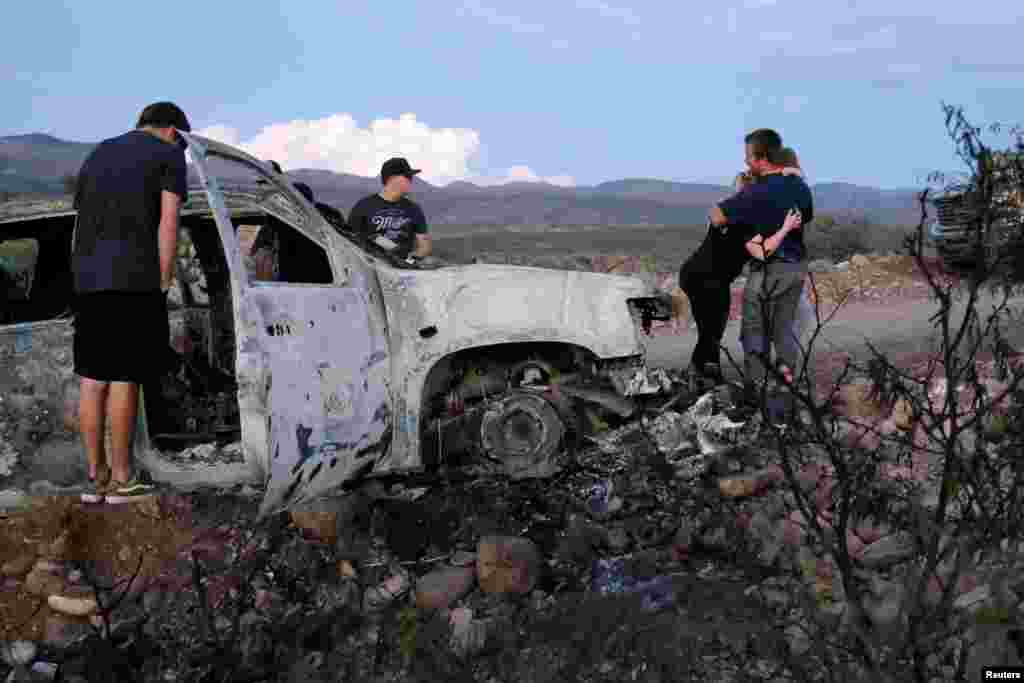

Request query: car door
[{"left": 180, "top": 132, "right": 392, "bottom": 517}]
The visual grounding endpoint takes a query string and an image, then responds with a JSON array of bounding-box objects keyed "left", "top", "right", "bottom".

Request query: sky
[{"left": 2, "top": 0, "right": 1022, "bottom": 189}]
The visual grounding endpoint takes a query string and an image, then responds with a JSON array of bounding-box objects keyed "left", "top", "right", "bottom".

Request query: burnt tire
[{"left": 480, "top": 390, "right": 565, "bottom": 479}]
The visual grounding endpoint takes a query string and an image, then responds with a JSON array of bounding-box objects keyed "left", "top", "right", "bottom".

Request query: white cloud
[
  {"left": 198, "top": 113, "right": 480, "bottom": 186},
  {"left": 197, "top": 113, "right": 572, "bottom": 187},
  {"left": 504, "top": 165, "right": 576, "bottom": 186}
]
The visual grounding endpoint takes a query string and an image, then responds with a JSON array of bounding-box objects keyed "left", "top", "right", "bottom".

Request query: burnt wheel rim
[{"left": 480, "top": 391, "right": 565, "bottom": 476}]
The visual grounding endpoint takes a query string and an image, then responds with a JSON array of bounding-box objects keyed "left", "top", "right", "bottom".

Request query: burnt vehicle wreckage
[{"left": 0, "top": 133, "right": 676, "bottom": 516}]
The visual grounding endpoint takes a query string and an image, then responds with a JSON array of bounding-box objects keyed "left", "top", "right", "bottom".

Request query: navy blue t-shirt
[
  {"left": 717, "top": 174, "right": 814, "bottom": 263},
  {"left": 72, "top": 130, "right": 188, "bottom": 293}
]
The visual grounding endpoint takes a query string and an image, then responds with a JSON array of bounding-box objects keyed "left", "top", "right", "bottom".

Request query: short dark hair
[
  {"left": 136, "top": 102, "right": 191, "bottom": 132},
  {"left": 744, "top": 128, "right": 784, "bottom": 164}
]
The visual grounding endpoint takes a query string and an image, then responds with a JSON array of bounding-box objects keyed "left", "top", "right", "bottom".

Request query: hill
[{"left": 0, "top": 133, "right": 923, "bottom": 226}]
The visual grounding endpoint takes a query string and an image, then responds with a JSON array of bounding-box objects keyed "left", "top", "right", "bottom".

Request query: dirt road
[{"left": 643, "top": 288, "right": 1024, "bottom": 376}]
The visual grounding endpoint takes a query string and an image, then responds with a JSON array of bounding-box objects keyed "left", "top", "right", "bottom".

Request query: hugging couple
[{"left": 679, "top": 128, "right": 814, "bottom": 410}]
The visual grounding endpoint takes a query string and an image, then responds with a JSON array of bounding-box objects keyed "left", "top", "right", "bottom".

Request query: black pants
[{"left": 681, "top": 276, "right": 731, "bottom": 372}]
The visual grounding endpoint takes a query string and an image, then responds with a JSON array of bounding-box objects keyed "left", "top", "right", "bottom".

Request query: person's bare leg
[
  {"left": 79, "top": 377, "right": 109, "bottom": 481},
  {"left": 107, "top": 381, "right": 139, "bottom": 484}
]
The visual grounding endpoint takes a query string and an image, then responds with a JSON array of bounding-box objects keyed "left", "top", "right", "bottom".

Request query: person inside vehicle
[
  {"left": 347, "top": 157, "right": 432, "bottom": 262},
  {"left": 251, "top": 163, "right": 336, "bottom": 284}
]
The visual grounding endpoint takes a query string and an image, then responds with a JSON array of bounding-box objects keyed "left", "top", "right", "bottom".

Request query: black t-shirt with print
[
  {"left": 347, "top": 194, "right": 428, "bottom": 258},
  {"left": 72, "top": 130, "right": 188, "bottom": 293},
  {"left": 717, "top": 174, "right": 814, "bottom": 263}
]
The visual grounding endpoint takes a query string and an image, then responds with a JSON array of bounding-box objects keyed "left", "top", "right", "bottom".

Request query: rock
[
  {"left": 644, "top": 411, "right": 690, "bottom": 455},
  {"left": 1, "top": 555, "right": 35, "bottom": 578},
  {"left": 954, "top": 584, "right": 991, "bottom": 613},
  {"left": 47, "top": 594, "right": 98, "bottom": 617},
  {"left": 860, "top": 533, "right": 915, "bottom": 569},
  {"left": 33, "top": 560, "right": 64, "bottom": 575},
  {"left": 23, "top": 569, "right": 63, "bottom": 597},
  {"left": 1, "top": 641, "right": 36, "bottom": 666},
  {"left": 864, "top": 582, "right": 906, "bottom": 629},
  {"left": 415, "top": 566, "right": 476, "bottom": 610},
  {"left": 290, "top": 508, "right": 338, "bottom": 545},
  {"left": 807, "top": 259, "right": 835, "bottom": 273},
  {"left": 477, "top": 536, "right": 541, "bottom": 595},
  {"left": 850, "top": 254, "right": 870, "bottom": 268},
  {"left": 892, "top": 398, "right": 914, "bottom": 431},
  {"left": 363, "top": 570, "right": 410, "bottom": 611},
  {"left": 785, "top": 624, "right": 811, "bottom": 655},
  {"left": 30, "top": 662, "right": 58, "bottom": 680},
  {"left": 449, "top": 607, "right": 490, "bottom": 657},
  {"left": 834, "top": 379, "right": 886, "bottom": 420},
  {"left": 718, "top": 475, "right": 758, "bottom": 498}
]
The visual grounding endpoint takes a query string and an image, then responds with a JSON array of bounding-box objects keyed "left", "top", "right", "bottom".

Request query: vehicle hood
[{"left": 376, "top": 263, "right": 655, "bottom": 360}]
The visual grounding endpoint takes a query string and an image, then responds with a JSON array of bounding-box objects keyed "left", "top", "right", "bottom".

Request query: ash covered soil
[
  {"left": 1, "top": 432, "right": 788, "bottom": 682},
  {"left": 2, "top": 242, "right": 1023, "bottom": 680}
]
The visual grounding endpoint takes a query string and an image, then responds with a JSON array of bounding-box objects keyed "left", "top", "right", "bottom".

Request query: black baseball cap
[{"left": 381, "top": 157, "right": 421, "bottom": 183}]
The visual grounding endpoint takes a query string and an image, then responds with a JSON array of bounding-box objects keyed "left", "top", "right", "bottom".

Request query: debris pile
[{"left": 1, "top": 361, "right": 1021, "bottom": 680}]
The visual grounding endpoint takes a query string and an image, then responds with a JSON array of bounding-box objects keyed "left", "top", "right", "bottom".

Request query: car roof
[{"left": 0, "top": 185, "right": 276, "bottom": 227}]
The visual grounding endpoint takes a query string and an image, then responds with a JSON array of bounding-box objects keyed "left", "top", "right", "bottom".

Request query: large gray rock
[
  {"left": 859, "top": 533, "right": 915, "bottom": 569},
  {"left": 415, "top": 566, "right": 476, "bottom": 610}
]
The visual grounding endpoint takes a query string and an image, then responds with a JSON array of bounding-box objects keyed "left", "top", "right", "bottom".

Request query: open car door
[{"left": 180, "top": 132, "right": 392, "bottom": 517}]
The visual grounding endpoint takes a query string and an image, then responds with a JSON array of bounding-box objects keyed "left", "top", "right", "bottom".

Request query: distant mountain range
[{"left": 0, "top": 133, "right": 925, "bottom": 226}]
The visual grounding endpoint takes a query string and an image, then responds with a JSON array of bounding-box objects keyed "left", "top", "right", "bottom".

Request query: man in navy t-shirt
[
  {"left": 710, "top": 128, "right": 813, "bottom": 403},
  {"left": 72, "top": 101, "right": 191, "bottom": 502}
]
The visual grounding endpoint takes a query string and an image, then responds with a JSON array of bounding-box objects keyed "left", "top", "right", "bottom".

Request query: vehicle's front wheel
[{"left": 479, "top": 390, "right": 565, "bottom": 479}]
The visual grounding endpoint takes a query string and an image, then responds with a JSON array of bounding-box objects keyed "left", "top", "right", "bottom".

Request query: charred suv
[
  {"left": 0, "top": 133, "right": 671, "bottom": 516},
  {"left": 930, "top": 152, "right": 1024, "bottom": 270}
]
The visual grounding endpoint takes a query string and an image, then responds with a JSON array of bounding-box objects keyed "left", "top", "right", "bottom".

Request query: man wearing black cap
[
  {"left": 71, "top": 101, "right": 190, "bottom": 502},
  {"left": 347, "top": 157, "right": 432, "bottom": 260}
]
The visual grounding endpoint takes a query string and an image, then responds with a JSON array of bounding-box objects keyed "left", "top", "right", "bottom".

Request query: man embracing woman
[{"left": 679, "top": 129, "right": 813, "bottom": 407}]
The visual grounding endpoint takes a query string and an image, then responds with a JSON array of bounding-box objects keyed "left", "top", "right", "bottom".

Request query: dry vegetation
[{"left": 2, "top": 106, "right": 1023, "bottom": 683}]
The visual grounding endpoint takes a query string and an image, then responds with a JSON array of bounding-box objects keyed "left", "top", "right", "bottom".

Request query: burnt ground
[
  {"left": 0, "top": 435, "right": 796, "bottom": 682},
  {"left": 2, "top": 250, "right": 1021, "bottom": 680}
]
